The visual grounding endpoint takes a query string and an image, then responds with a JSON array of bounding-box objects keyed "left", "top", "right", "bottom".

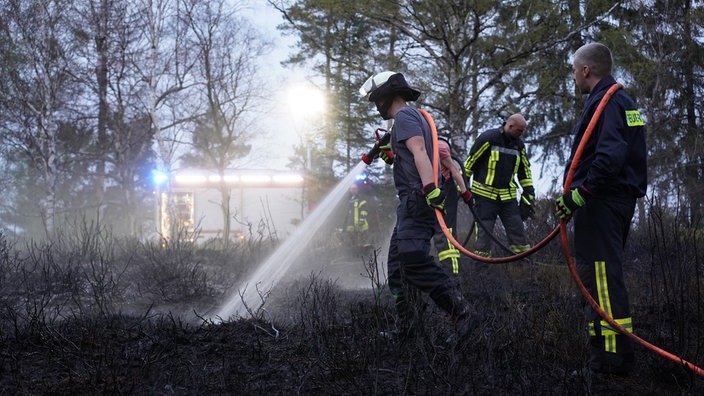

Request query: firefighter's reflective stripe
[
  {"left": 437, "top": 228, "right": 460, "bottom": 273},
  {"left": 472, "top": 223, "right": 492, "bottom": 258},
  {"left": 357, "top": 200, "right": 369, "bottom": 231},
  {"left": 486, "top": 148, "right": 499, "bottom": 185},
  {"left": 591, "top": 260, "right": 633, "bottom": 353},
  {"left": 485, "top": 146, "right": 520, "bottom": 186},
  {"left": 518, "top": 149, "right": 533, "bottom": 188},
  {"left": 589, "top": 317, "right": 634, "bottom": 353},
  {"left": 471, "top": 181, "right": 518, "bottom": 201},
  {"left": 464, "top": 141, "right": 491, "bottom": 175},
  {"left": 346, "top": 200, "right": 368, "bottom": 232},
  {"left": 510, "top": 244, "right": 530, "bottom": 253}
]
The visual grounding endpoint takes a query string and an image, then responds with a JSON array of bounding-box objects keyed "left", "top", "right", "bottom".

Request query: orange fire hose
[
  {"left": 418, "top": 108, "right": 559, "bottom": 263},
  {"left": 420, "top": 97, "right": 704, "bottom": 377}
]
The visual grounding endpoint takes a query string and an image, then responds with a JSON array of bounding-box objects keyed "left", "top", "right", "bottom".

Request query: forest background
[
  {"left": 0, "top": 0, "right": 701, "bottom": 240},
  {"left": 0, "top": 1, "right": 703, "bottom": 394}
]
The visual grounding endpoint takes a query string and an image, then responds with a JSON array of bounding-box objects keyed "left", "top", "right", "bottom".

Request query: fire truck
[{"left": 156, "top": 169, "right": 306, "bottom": 243}]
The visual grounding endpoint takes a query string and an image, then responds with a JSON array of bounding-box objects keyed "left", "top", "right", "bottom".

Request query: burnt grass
[{"left": 0, "top": 202, "right": 703, "bottom": 395}]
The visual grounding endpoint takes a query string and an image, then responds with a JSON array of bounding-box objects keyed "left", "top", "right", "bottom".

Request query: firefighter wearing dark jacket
[
  {"left": 464, "top": 113, "right": 535, "bottom": 257},
  {"left": 555, "top": 42, "right": 646, "bottom": 377},
  {"left": 359, "top": 71, "right": 475, "bottom": 341}
]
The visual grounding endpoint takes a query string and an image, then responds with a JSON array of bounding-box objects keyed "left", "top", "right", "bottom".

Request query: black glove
[
  {"left": 422, "top": 183, "right": 446, "bottom": 212},
  {"left": 555, "top": 187, "right": 590, "bottom": 219},
  {"left": 519, "top": 193, "right": 535, "bottom": 221},
  {"left": 379, "top": 143, "right": 394, "bottom": 164}
]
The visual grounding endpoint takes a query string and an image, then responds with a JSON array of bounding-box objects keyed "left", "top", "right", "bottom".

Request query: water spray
[{"left": 213, "top": 161, "right": 370, "bottom": 322}]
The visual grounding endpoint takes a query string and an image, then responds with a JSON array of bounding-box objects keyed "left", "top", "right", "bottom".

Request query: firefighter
[
  {"left": 556, "top": 42, "right": 646, "bottom": 378},
  {"left": 343, "top": 183, "right": 369, "bottom": 247},
  {"left": 359, "top": 71, "right": 476, "bottom": 341},
  {"left": 434, "top": 137, "right": 473, "bottom": 274},
  {"left": 463, "top": 113, "right": 535, "bottom": 257}
]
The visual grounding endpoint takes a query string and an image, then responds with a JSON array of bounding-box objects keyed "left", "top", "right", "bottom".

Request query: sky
[
  {"left": 240, "top": 2, "right": 324, "bottom": 171},
  {"left": 238, "top": 2, "right": 556, "bottom": 197}
]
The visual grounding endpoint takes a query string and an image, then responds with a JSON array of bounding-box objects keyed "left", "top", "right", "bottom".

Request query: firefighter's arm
[
  {"left": 517, "top": 147, "right": 535, "bottom": 203},
  {"left": 443, "top": 156, "right": 473, "bottom": 204},
  {"left": 583, "top": 101, "right": 630, "bottom": 194},
  {"left": 441, "top": 156, "right": 463, "bottom": 190},
  {"left": 463, "top": 140, "right": 489, "bottom": 177},
  {"left": 407, "top": 136, "right": 445, "bottom": 211},
  {"left": 407, "top": 135, "right": 435, "bottom": 187}
]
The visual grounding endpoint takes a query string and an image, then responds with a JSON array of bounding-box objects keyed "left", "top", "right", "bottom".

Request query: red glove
[{"left": 460, "top": 190, "right": 474, "bottom": 206}]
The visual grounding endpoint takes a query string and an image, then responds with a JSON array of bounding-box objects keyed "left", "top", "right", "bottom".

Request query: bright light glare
[
  {"left": 175, "top": 174, "right": 207, "bottom": 184},
  {"left": 287, "top": 83, "right": 326, "bottom": 119},
  {"left": 240, "top": 174, "right": 272, "bottom": 183},
  {"left": 153, "top": 170, "right": 169, "bottom": 186},
  {"left": 272, "top": 173, "right": 304, "bottom": 184}
]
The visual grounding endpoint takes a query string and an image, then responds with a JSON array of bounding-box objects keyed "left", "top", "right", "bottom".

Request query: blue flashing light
[{"left": 153, "top": 170, "right": 169, "bottom": 186}]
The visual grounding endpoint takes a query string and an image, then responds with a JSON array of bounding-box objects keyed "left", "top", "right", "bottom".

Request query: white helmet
[{"left": 359, "top": 71, "right": 421, "bottom": 102}]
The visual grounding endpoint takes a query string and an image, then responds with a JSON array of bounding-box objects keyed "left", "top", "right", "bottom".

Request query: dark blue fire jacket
[{"left": 565, "top": 76, "right": 647, "bottom": 199}]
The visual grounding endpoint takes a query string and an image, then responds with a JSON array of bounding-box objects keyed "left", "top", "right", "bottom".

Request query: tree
[
  {"left": 271, "top": 0, "right": 382, "bottom": 180},
  {"left": 68, "top": 0, "right": 161, "bottom": 236},
  {"left": 614, "top": 0, "right": 704, "bottom": 223},
  {"left": 0, "top": 0, "right": 80, "bottom": 238},
  {"left": 179, "top": 0, "right": 268, "bottom": 244}
]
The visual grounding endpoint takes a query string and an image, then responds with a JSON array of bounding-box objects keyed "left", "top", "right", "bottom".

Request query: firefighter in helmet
[{"left": 359, "top": 71, "right": 476, "bottom": 341}]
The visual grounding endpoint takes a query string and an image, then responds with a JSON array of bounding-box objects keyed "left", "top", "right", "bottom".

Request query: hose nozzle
[{"left": 361, "top": 129, "right": 391, "bottom": 165}]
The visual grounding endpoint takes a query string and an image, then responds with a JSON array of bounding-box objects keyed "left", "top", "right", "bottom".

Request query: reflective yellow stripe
[
  {"left": 518, "top": 178, "right": 532, "bottom": 187},
  {"left": 353, "top": 201, "right": 360, "bottom": 226},
  {"left": 438, "top": 249, "right": 460, "bottom": 260},
  {"left": 473, "top": 249, "right": 491, "bottom": 258},
  {"left": 593, "top": 260, "right": 629, "bottom": 353},
  {"left": 471, "top": 181, "right": 518, "bottom": 201},
  {"left": 485, "top": 148, "right": 499, "bottom": 185},
  {"left": 520, "top": 148, "right": 533, "bottom": 182},
  {"left": 589, "top": 317, "right": 633, "bottom": 336},
  {"left": 511, "top": 151, "right": 521, "bottom": 189},
  {"left": 464, "top": 141, "right": 491, "bottom": 176},
  {"left": 595, "top": 261, "right": 613, "bottom": 316},
  {"left": 510, "top": 244, "right": 530, "bottom": 253},
  {"left": 438, "top": 231, "right": 460, "bottom": 273}
]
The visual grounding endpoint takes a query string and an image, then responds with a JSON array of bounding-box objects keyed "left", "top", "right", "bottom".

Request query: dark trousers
[
  {"left": 442, "top": 179, "right": 459, "bottom": 232},
  {"left": 574, "top": 197, "right": 636, "bottom": 374},
  {"left": 387, "top": 192, "right": 456, "bottom": 324},
  {"left": 473, "top": 195, "right": 528, "bottom": 256},
  {"left": 433, "top": 179, "right": 461, "bottom": 273}
]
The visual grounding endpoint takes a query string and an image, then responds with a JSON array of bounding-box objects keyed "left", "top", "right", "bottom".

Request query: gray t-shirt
[{"left": 390, "top": 106, "right": 439, "bottom": 195}]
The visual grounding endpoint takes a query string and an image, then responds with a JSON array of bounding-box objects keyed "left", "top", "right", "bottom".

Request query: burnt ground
[
  {"left": 1, "top": 255, "right": 702, "bottom": 396},
  {"left": 0, "top": 199, "right": 703, "bottom": 395}
]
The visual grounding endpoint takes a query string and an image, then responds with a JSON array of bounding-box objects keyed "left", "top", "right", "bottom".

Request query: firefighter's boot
[
  {"left": 435, "top": 290, "right": 476, "bottom": 341},
  {"left": 381, "top": 288, "right": 425, "bottom": 342}
]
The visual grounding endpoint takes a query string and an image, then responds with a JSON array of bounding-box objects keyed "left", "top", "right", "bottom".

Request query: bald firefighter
[{"left": 464, "top": 113, "right": 535, "bottom": 257}]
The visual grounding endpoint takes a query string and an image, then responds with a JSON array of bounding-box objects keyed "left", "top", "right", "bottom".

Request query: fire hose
[
  {"left": 462, "top": 204, "right": 521, "bottom": 257},
  {"left": 419, "top": 100, "right": 704, "bottom": 377}
]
